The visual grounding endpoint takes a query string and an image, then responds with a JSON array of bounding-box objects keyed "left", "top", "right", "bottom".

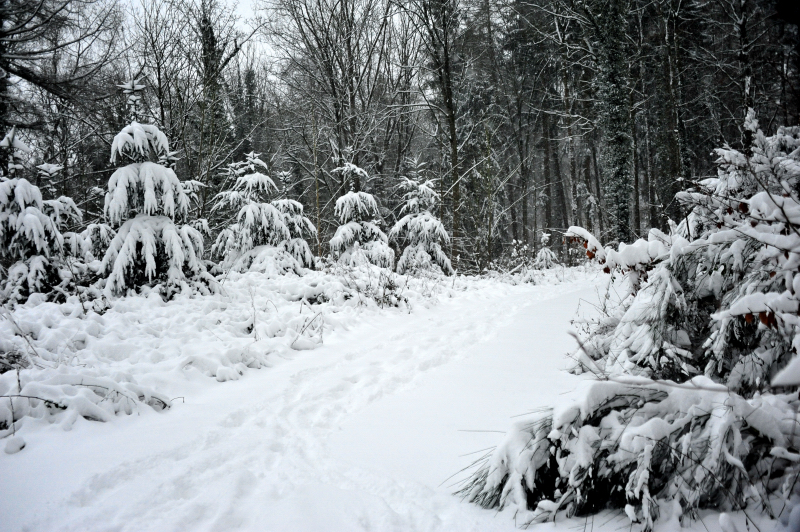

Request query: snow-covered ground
[{"left": 0, "top": 270, "right": 767, "bottom": 532}]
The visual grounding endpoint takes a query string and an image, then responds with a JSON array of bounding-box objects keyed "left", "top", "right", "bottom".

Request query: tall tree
[{"left": 0, "top": 0, "right": 120, "bottom": 129}]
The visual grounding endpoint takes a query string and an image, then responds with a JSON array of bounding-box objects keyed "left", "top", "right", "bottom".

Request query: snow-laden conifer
[
  {"left": 212, "top": 152, "right": 316, "bottom": 272},
  {"left": 0, "top": 129, "right": 81, "bottom": 302},
  {"left": 389, "top": 171, "right": 452, "bottom": 275},
  {"left": 531, "top": 232, "right": 558, "bottom": 269},
  {"left": 35, "top": 163, "right": 62, "bottom": 198},
  {"left": 101, "top": 81, "right": 211, "bottom": 297},
  {"left": 329, "top": 163, "right": 393, "bottom": 268},
  {"left": 461, "top": 112, "right": 800, "bottom": 530},
  {"left": 273, "top": 198, "right": 316, "bottom": 267}
]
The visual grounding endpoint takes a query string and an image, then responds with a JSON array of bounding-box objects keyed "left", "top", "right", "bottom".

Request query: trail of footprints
[{"left": 49, "top": 290, "right": 545, "bottom": 531}]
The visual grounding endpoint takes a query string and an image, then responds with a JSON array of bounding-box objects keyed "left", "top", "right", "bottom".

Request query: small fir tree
[
  {"left": 389, "top": 169, "right": 452, "bottom": 275},
  {"left": 0, "top": 128, "right": 81, "bottom": 302},
  {"left": 531, "top": 232, "right": 558, "bottom": 269},
  {"left": 101, "top": 81, "right": 211, "bottom": 297},
  {"left": 329, "top": 163, "right": 394, "bottom": 268},
  {"left": 212, "top": 152, "right": 316, "bottom": 272}
]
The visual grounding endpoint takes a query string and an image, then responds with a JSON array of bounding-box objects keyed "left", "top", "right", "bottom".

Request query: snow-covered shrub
[
  {"left": 329, "top": 165, "right": 393, "bottom": 268},
  {"left": 0, "top": 298, "right": 171, "bottom": 440},
  {"left": 390, "top": 174, "right": 452, "bottom": 275},
  {"left": 461, "top": 112, "right": 800, "bottom": 530},
  {"left": 0, "top": 254, "right": 456, "bottom": 443},
  {"left": 329, "top": 260, "right": 410, "bottom": 308},
  {"left": 212, "top": 152, "right": 316, "bottom": 273},
  {"left": 100, "top": 84, "right": 212, "bottom": 298},
  {"left": 461, "top": 376, "right": 800, "bottom": 530},
  {"left": 0, "top": 365, "right": 170, "bottom": 435},
  {"left": 76, "top": 223, "right": 116, "bottom": 261},
  {"left": 0, "top": 130, "right": 82, "bottom": 303}
]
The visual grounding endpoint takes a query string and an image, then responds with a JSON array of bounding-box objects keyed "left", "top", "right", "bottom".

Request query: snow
[
  {"left": 110, "top": 123, "right": 170, "bottom": 164},
  {"left": 0, "top": 271, "right": 777, "bottom": 532},
  {"left": 772, "top": 355, "right": 800, "bottom": 386}
]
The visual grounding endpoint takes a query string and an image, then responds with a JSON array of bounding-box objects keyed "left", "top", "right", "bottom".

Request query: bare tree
[{"left": 0, "top": 0, "right": 121, "bottom": 129}]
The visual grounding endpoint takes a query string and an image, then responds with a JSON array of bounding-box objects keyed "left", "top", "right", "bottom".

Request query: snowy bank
[{"left": 0, "top": 263, "right": 460, "bottom": 447}]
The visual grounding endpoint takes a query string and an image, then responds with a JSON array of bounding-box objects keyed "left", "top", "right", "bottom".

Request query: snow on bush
[
  {"left": 461, "top": 112, "right": 800, "bottom": 530},
  {"left": 389, "top": 173, "right": 452, "bottom": 275},
  {"left": 100, "top": 86, "right": 212, "bottom": 298},
  {"left": 0, "top": 129, "right": 82, "bottom": 303},
  {"left": 481, "top": 235, "right": 573, "bottom": 285},
  {"left": 461, "top": 376, "right": 800, "bottom": 529},
  {"left": 329, "top": 164, "right": 394, "bottom": 268},
  {"left": 212, "top": 152, "right": 316, "bottom": 273},
  {"left": 74, "top": 223, "right": 116, "bottom": 262}
]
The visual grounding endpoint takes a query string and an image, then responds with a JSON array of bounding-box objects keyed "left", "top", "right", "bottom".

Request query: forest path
[{"left": 1, "top": 274, "right": 604, "bottom": 532}]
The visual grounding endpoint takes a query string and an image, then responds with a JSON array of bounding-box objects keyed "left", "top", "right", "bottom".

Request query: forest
[
  {"left": 4, "top": 0, "right": 800, "bottom": 531},
  {"left": 5, "top": 0, "right": 799, "bottom": 273}
]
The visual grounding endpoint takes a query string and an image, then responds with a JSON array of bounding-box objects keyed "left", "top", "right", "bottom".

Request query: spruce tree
[
  {"left": 329, "top": 163, "right": 394, "bottom": 268},
  {"left": 101, "top": 81, "right": 212, "bottom": 297},
  {"left": 390, "top": 172, "right": 453, "bottom": 275}
]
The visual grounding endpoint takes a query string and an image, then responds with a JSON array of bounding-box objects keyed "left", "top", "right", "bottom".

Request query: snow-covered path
[{"left": 1, "top": 276, "right": 603, "bottom": 532}]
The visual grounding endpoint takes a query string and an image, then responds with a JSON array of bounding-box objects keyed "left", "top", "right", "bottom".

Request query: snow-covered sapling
[
  {"left": 532, "top": 232, "right": 558, "bottom": 269},
  {"left": 101, "top": 81, "right": 211, "bottom": 297},
  {"left": 329, "top": 163, "right": 394, "bottom": 268},
  {"left": 273, "top": 198, "right": 316, "bottom": 267},
  {"left": 35, "top": 163, "right": 62, "bottom": 198},
  {"left": 212, "top": 152, "right": 316, "bottom": 272},
  {"left": 389, "top": 171, "right": 452, "bottom": 275}
]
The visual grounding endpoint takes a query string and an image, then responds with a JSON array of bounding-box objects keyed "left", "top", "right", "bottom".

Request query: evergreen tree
[
  {"left": 0, "top": 128, "right": 81, "bottom": 302},
  {"left": 329, "top": 163, "right": 394, "bottom": 268},
  {"left": 212, "top": 152, "right": 316, "bottom": 272},
  {"left": 101, "top": 81, "right": 212, "bottom": 298},
  {"left": 390, "top": 170, "right": 453, "bottom": 274},
  {"left": 531, "top": 232, "right": 558, "bottom": 269},
  {"left": 462, "top": 113, "right": 800, "bottom": 529}
]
